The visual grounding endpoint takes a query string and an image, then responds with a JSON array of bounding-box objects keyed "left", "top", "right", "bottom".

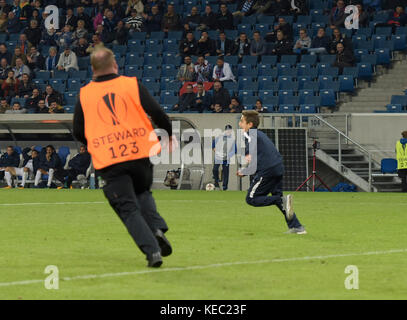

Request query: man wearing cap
[
  {"left": 56, "top": 46, "right": 79, "bottom": 71},
  {"left": 212, "top": 125, "right": 236, "bottom": 190}
]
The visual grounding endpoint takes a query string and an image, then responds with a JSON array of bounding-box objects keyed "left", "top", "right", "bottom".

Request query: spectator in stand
[
  {"left": 102, "top": 10, "right": 118, "bottom": 44},
  {"left": 43, "top": 84, "right": 63, "bottom": 107},
  {"left": 264, "top": 0, "right": 291, "bottom": 16},
  {"left": 233, "top": 32, "right": 251, "bottom": 61},
  {"left": 162, "top": 4, "right": 181, "bottom": 32},
  {"left": 16, "top": 73, "right": 33, "bottom": 98},
  {"left": 194, "top": 55, "right": 211, "bottom": 82},
  {"left": 355, "top": 4, "right": 369, "bottom": 28},
  {"left": 330, "top": 27, "right": 353, "bottom": 54},
  {"left": 289, "top": 0, "right": 308, "bottom": 15},
  {"left": 228, "top": 96, "right": 243, "bottom": 113},
  {"left": 211, "top": 79, "right": 231, "bottom": 112},
  {"left": 384, "top": 6, "right": 407, "bottom": 32},
  {"left": 1, "top": 70, "right": 18, "bottom": 100},
  {"left": 332, "top": 42, "right": 355, "bottom": 74},
  {"left": 86, "top": 34, "right": 104, "bottom": 54},
  {"left": 216, "top": 31, "right": 236, "bottom": 56},
  {"left": 56, "top": 25, "right": 73, "bottom": 48},
  {"left": 250, "top": 31, "right": 266, "bottom": 60},
  {"left": 113, "top": 20, "right": 128, "bottom": 45},
  {"left": 0, "top": 44, "right": 11, "bottom": 65},
  {"left": 5, "top": 101, "right": 26, "bottom": 114},
  {"left": 179, "top": 31, "right": 198, "bottom": 58},
  {"left": 125, "top": 0, "right": 144, "bottom": 17},
  {"left": 213, "top": 56, "right": 235, "bottom": 82},
  {"left": 177, "top": 55, "right": 196, "bottom": 82},
  {"left": 0, "top": 146, "right": 20, "bottom": 186},
  {"left": 44, "top": 47, "right": 58, "bottom": 71},
  {"left": 57, "top": 46, "right": 79, "bottom": 72},
  {"left": 271, "top": 30, "right": 293, "bottom": 57},
  {"left": 14, "top": 56, "right": 30, "bottom": 79},
  {"left": 293, "top": 28, "right": 311, "bottom": 54},
  {"left": 254, "top": 99, "right": 265, "bottom": 113},
  {"left": 6, "top": 11, "right": 20, "bottom": 34},
  {"left": 36, "top": 99, "right": 48, "bottom": 113},
  {"left": 233, "top": 0, "right": 257, "bottom": 24},
  {"left": 0, "top": 12, "right": 7, "bottom": 32},
  {"left": 265, "top": 17, "right": 293, "bottom": 42},
  {"left": 34, "top": 145, "right": 61, "bottom": 188},
  {"left": 30, "top": 9, "right": 41, "bottom": 25},
  {"left": 0, "top": 98, "right": 10, "bottom": 113},
  {"left": 76, "top": 6, "right": 92, "bottom": 31},
  {"left": 199, "top": 5, "right": 217, "bottom": 31},
  {"left": 184, "top": 6, "right": 201, "bottom": 32},
  {"left": 0, "top": 58, "right": 10, "bottom": 84},
  {"left": 33, "top": 0, "right": 42, "bottom": 16},
  {"left": 40, "top": 27, "right": 58, "bottom": 47},
  {"left": 308, "top": 27, "right": 331, "bottom": 55},
  {"left": 142, "top": 5, "right": 162, "bottom": 33},
  {"left": 74, "top": 37, "right": 89, "bottom": 58},
  {"left": 92, "top": 0, "right": 107, "bottom": 19},
  {"left": 329, "top": 0, "right": 347, "bottom": 29},
  {"left": 194, "top": 82, "right": 212, "bottom": 112},
  {"left": 72, "top": 20, "right": 89, "bottom": 47},
  {"left": 17, "top": 33, "right": 31, "bottom": 55},
  {"left": 144, "top": 0, "right": 166, "bottom": 14},
  {"left": 25, "top": 88, "right": 41, "bottom": 112},
  {"left": 18, "top": 0, "right": 32, "bottom": 22},
  {"left": 23, "top": 19, "right": 41, "bottom": 47},
  {"left": 217, "top": 3, "right": 234, "bottom": 31},
  {"left": 26, "top": 46, "right": 44, "bottom": 71},
  {"left": 61, "top": 8, "right": 77, "bottom": 29},
  {"left": 0, "top": 0, "right": 10, "bottom": 16},
  {"left": 197, "top": 30, "right": 216, "bottom": 56},
  {"left": 11, "top": 46, "right": 27, "bottom": 67},
  {"left": 124, "top": 9, "right": 143, "bottom": 33},
  {"left": 48, "top": 101, "right": 65, "bottom": 114},
  {"left": 108, "top": 0, "right": 125, "bottom": 20},
  {"left": 173, "top": 83, "right": 196, "bottom": 113}
]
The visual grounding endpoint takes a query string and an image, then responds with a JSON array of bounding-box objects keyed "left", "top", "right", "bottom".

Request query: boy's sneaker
[
  {"left": 284, "top": 226, "right": 307, "bottom": 235},
  {"left": 147, "top": 252, "right": 163, "bottom": 268},
  {"left": 282, "top": 194, "right": 294, "bottom": 221}
]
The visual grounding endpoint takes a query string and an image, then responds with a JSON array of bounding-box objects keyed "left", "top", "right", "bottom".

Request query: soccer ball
[{"left": 205, "top": 183, "right": 215, "bottom": 191}]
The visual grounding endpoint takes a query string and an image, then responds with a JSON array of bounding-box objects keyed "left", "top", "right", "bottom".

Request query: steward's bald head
[{"left": 90, "top": 47, "right": 117, "bottom": 76}]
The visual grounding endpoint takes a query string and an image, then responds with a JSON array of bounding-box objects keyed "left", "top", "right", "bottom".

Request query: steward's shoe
[
  {"left": 155, "top": 229, "right": 172, "bottom": 257},
  {"left": 2, "top": 186, "right": 12, "bottom": 189},
  {"left": 147, "top": 252, "right": 163, "bottom": 268},
  {"left": 17, "top": 186, "right": 24, "bottom": 189},
  {"left": 284, "top": 226, "right": 307, "bottom": 235},
  {"left": 57, "top": 186, "right": 64, "bottom": 190},
  {"left": 282, "top": 194, "right": 294, "bottom": 221}
]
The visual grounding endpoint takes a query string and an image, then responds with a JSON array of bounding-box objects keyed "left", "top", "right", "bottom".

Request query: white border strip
[{"left": 0, "top": 248, "right": 406, "bottom": 288}]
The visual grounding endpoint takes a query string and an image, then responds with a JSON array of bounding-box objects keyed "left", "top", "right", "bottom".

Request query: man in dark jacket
[
  {"left": 332, "top": 42, "right": 355, "bottom": 74},
  {"left": 216, "top": 31, "right": 236, "bottom": 56},
  {"left": 211, "top": 80, "right": 231, "bottom": 112},
  {"left": 34, "top": 145, "right": 61, "bottom": 188},
  {"left": 217, "top": 3, "right": 234, "bottom": 31},
  {"left": 193, "top": 82, "right": 212, "bottom": 112},
  {"left": 271, "top": 30, "right": 293, "bottom": 57},
  {"left": 197, "top": 31, "right": 216, "bottom": 56},
  {"left": 265, "top": 17, "right": 293, "bottom": 42},
  {"left": 7, "top": 146, "right": 40, "bottom": 188},
  {"left": 199, "top": 5, "right": 217, "bottom": 31},
  {"left": 0, "top": 145, "right": 20, "bottom": 187},
  {"left": 173, "top": 84, "right": 196, "bottom": 113},
  {"left": 179, "top": 32, "right": 198, "bottom": 58},
  {"left": 309, "top": 28, "right": 331, "bottom": 55}
]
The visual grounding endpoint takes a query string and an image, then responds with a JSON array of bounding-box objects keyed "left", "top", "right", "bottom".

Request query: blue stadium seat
[
  {"left": 258, "top": 81, "right": 279, "bottom": 91},
  {"left": 357, "top": 63, "right": 373, "bottom": 80},
  {"left": 261, "top": 55, "right": 278, "bottom": 65},
  {"left": 64, "top": 92, "right": 77, "bottom": 105},
  {"left": 299, "top": 89, "right": 315, "bottom": 104},
  {"left": 278, "top": 77, "right": 299, "bottom": 91},
  {"left": 374, "top": 48, "right": 391, "bottom": 65},
  {"left": 280, "top": 55, "right": 298, "bottom": 65},
  {"left": 300, "top": 55, "right": 317, "bottom": 65},
  {"left": 355, "top": 27, "right": 373, "bottom": 37},
  {"left": 224, "top": 56, "right": 238, "bottom": 66},
  {"left": 242, "top": 96, "right": 258, "bottom": 107},
  {"left": 319, "top": 55, "right": 336, "bottom": 65},
  {"left": 223, "top": 81, "right": 239, "bottom": 93},
  {"left": 299, "top": 104, "right": 317, "bottom": 113},
  {"left": 165, "top": 81, "right": 181, "bottom": 92},
  {"left": 129, "top": 31, "right": 147, "bottom": 40},
  {"left": 68, "top": 70, "right": 87, "bottom": 80},
  {"left": 390, "top": 95, "right": 407, "bottom": 107},
  {"left": 262, "top": 95, "right": 279, "bottom": 107},
  {"left": 278, "top": 90, "right": 294, "bottom": 104},
  {"left": 296, "top": 15, "right": 312, "bottom": 25},
  {"left": 257, "top": 15, "right": 275, "bottom": 24},
  {"left": 297, "top": 76, "right": 312, "bottom": 89},
  {"left": 381, "top": 158, "right": 398, "bottom": 173},
  {"left": 77, "top": 57, "right": 90, "bottom": 70},
  {"left": 318, "top": 67, "right": 339, "bottom": 77},
  {"left": 167, "top": 31, "right": 183, "bottom": 40},
  {"left": 149, "top": 31, "right": 165, "bottom": 40},
  {"left": 354, "top": 48, "right": 369, "bottom": 62},
  {"left": 338, "top": 75, "right": 355, "bottom": 92},
  {"left": 53, "top": 71, "right": 69, "bottom": 80},
  {"left": 113, "top": 45, "right": 127, "bottom": 56},
  {"left": 355, "top": 39, "right": 374, "bottom": 51},
  {"left": 144, "top": 56, "right": 163, "bottom": 65},
  {"left": 67, "top": 79, "right": 82, "bottom": 91},
  {"left": 342, "top": 67, "right": 358, "bottom": 78},
  {"left": 302, "top": 81, "right": 320, "bottom": 92},
  {"left": 386, "top": 104, "right": 403, "bottom": 112},
  {"left": 144, "top": 82, "right": 161, "bottom": 95},
  {"left": 258, "top": 65, "right": 278, "bottom": 77},
  {"left": 303, "top": 95, "right": 321, "bottom": 107},
  {"left": 10, "top": 97, "right": 26, "bottom": 106},
  {"left": 126, "top": 55, "right": 144, "bottom": 66},
  {"left": 391, "top": 35, "right": 407, "bottom": 51},
  {"left": 143, "top": 67, "right": 161, "bottom": 79},
  {"left": 279, "top": 67, "right": 298, "bottom": 77},
  {"left": 375, "top": 26, "right": 392, "bottom": 36},
  {"left": 241, "top": 56, "right": 258, "bottom": 66},
  {"left": 319, "top": 89, "right": 336, "bottom": 107},
  {"left": 124, "top": 65, "right": 143, "bottom": 77},
  {"left": 238, "top": 65, "right": 258, "bottom": 77}
]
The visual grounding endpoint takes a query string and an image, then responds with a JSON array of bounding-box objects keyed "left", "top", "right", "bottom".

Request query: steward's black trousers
[{"left": 97, "top": 158, "right": 168, "bottom": 257}]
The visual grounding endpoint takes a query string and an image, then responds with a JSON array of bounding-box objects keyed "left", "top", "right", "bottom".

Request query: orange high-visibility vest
[{"left": 80, "top": 76, "right": 161, "bottom": 169}]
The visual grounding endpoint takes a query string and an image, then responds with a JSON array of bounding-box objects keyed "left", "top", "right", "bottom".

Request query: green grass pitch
[{"left": 0, "top": 189, "right": 406, "bottom": 300}]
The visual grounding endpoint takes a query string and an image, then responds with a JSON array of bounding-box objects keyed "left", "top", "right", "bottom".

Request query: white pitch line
[
  {"left": 0, "top": 248, "right": 406, "bottom": 288},
  {"left": 0, "top": 200, "right": 235, "bottom": 206}
]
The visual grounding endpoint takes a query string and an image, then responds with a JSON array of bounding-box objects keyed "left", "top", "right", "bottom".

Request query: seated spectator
[
  {"left": 0, "top": 58, "right": 11, "bottom": 84},
  {"left": 289, "top": 0, "right": 308, "bottom": 15},
  {"left": 74, "top": 37, "right": 89, "bottom": 58},
  {"left": 72, "top": 20, "right": 89, "bottom": 47},
  {"left": 108, "top": 0, "right": 125, "bottom": 20},
  {"left": 309, "top": 27, "right": 331, "bottom": 55},
  {"left": 162, "top": 4, "right": 182, "bottom": 32},
  {"left": 197, "top": 31, "right": 216, "bottom": 56},
  {"left": 385, "top": 6, "right": 407, "bottom": 31},
  {"left": 30, "top": 9, "right": 41, "bottom": 25},
  {"left": 76, "top": 6, "right": 92, "bottom": 31},
  {"left": 40, "top": 27, "right": 58, "bottom": 47},
  {"left": 142, "top": 5, "right": 162, "bottom": 33},
  {"left": 56, "top": 145, "right": 91, "bottom": 189},
  {"left": 265, "top": 17, "right": 293, "bottom": 42},
  {"left": 48, "top": 101, "right": 65, "bottom": 114},
  {"left": 179, "top": 32, "right": 198, "bottom": 58},
  {"left": 23, "top": 19, "right": 41, "bottom": 47},
  {"left": 0, "top": 0, "right": 9, "bottom": 16},
  {"left": 5, "top": 101, "right": 26, "bottom": 114},
  {"left": 0, "top": 98, "right": 10, "bottom": 113},
  {"left": 212, "top": 56, "right": 235, "bottom": 82},
  {"left": 13, "top": 57, "right": 30, "bottom": 80},
  {"left": 6, "top": 11, "right": 20, "bottom": 34},
  {"left": 234, "top": 32, "right": 251, "bottom": 61},
  {"left": 36, "top": 99, "right": 48, "bottom": 113},
  {"left": 263, "top": 0, "right": 291, "bottom": 16},
  {"left": 16, "top": 73, "right": 33, "bottom": 98},
  {"left": 25, "top": 88, "right": 40, "bottom": 112},
  {"left": 1, "top": 70, "right": 19, "bottom": 100},
  {"left": 254, "top": 99, "right": 265, "bottom": 113},
  {"left": 194, "top": 55, "right": 211, "bottom": 82},
  {"left": 217, "top": 3, "right": 234, "bottom": 31},
  {"left": 86, "top": 34, "right": 104, "bottom": 54},
  {"left": 271, "top": 30, "right": 293, "bottom": 57},
  {"left": 56, "top": 25, "right": 73, "bottom": 48},
  {"left": 355, "top": 4, "right": 369, "bottom": 28},
  {"left": 329, "top": 0, "right": 347, "bottom": 29},
  {"left": 194, "top": 82, "right": 212, "bottom": 112},
  {"left": 43, "top": 85, "right": 63, "bottom": 107},
  {"left": 0, "top": 44, "right": 11, "bottom": 65},
  {"left": 233, "top": 0, "right": 257, "bottom": 23},
  {"left": 26, "top": 46, "right": 44, "bottom": 71},
  {"left": 176, "top": 55, "right": 196, "bottom": 82},
  {"left": 332, "top": 42, "right": 355, "bottom": 74},
  {"left": 293, "top": 28, "right": 311, "bottom": 54},
  {"left": 250, "top": 31, "right": 266, "bottom": 59},
  {"left": 11, "top": 46, "right": 27, "bottom": 67},
  {"left": 124, "top": 10, "right": 144, "bottom": 33},
  {"left": 44, "top": 47, "right": 58, "bottom": 71},
  {"left": 228, "top": 97, "right": 243, "bottom": 113},
  {"left": 0, "top": 12, "right": 8, "bottom": 33},
  {"left": 184, "top": 6, "right": 201, "bottom": 32},
  {"left": 56, "top": 46, "right": 79, "bottom": 72},
  {"left": 34, "top": 145, "right": 61, "bottom": 188},
  {"left": 61, "top": 8, "right": 77, "bottom": 30},
  {"left": 216, "top": 31, "right": 235, "bottom": 56},
  {"left": 173, "top": 84, "right": 196, "bottom": 113},
  {"left": 199, "top": 5, "right": 217, "bottom": 31},
  {"left": 125, "top": 0, "right": 144, "bottom": 17},
  {"left": 102, "top": 10, "right": 117, "bottom": 44},
  {"left": 330, "top": 27, "right": 353, "bottom": 54},
  {"left": 114, "top": 20, "right": 128, "bottom": 45},
  {"left": 16, "top": 33, "right": 31, "bottom": 56},
  {"left": 211, "top": 80, "right": 231, "bottom": 112}
]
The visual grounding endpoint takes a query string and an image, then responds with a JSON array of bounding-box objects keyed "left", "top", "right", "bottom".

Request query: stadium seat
[
  {"left": 277, "top": 90, "right": 294, "bottom": 104},
  {"left": 241, "top": 56, "right": 258, "bottom": 66},
  {"left": 164, "top": 81, "right": 182, "bottom": 92},
  {"left": 319, "top": 89, "right": 336, "bottom": 107},
  {"left": 64, "top": 92, "right": 77, "bottom": 105},
  {"left": 375, "top": 26, "right": 392, "bottom": 36},
  {"left": 338, "top": 75, "right": 355, "bottom": 92},
  {"left": 300, "top": 55, "right": 317, "bottom": 65},
  {"left": 357, "top": 63, "right": 373, "bottom": 81},
  {"left": 53, "top": 71, "right": 69, "bottom": 80},
  {"left": 261, "top": 55, "right": 278, "bottom": 65},
  {"left": 258, "top": 80, "right": 279, "bottom": 91},
  {"left": 390, "top": 95, "right": 407, "bottom": 107},
  {"left": 391, "top": 35, "right": 407, "bottom": 51},
  {"left": 67, "top": 79, "right": 82, "bottom": 91},
  {"left": 224, "top": 56, "right": 238, "bottom": 66},
  {"left": 242, "top": 96, "right": 258, "bottom": 106},
  {"left": 297, "top": 76, "right": 312, "bottom": 89},
  {"left": 149, "top": 31, "right": 165, "bottom": 40},
  {"left": 278, "top": 77, "right": 299, "bottom": 91},
  {"left": 280, "top": 55, "right": 298, "bottom": 65},
  {"left": 319, "top": 55, "right": 336, "bottom": 65},
  {"left": 381, "top": 158, "right": 398, "bottom": 173},
  {"left": 279, "top": 67, "right": 298, "bottom": 77},
  {"left": 299, "top": 104, "right": 317, "bottom": 113},
  {"left": 144, "top": 82, "right": 161, "bottom": 96},
  {"left": 299, "top": 90, "right": 315, "bottom": 104},
  {"left": 386, "top": 104, "right": 403, "bottom": 112},
  {"left": 238, "top": 65, "right": 258, "bottom": 77},
  {"left": 258, "top": 65, "right": 278, "bottom": 77},
  {"left": 374, "top": 48, "right": 391, "bottom": 65}
]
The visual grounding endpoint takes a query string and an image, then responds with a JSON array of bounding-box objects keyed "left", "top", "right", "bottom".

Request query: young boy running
[{"left": 237, "top": 110, "right": 307, "bottom": 234}]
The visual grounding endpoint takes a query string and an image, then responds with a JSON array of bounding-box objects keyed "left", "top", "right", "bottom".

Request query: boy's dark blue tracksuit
[
  {"left": 0, "top": 151, "right": 20, "bottom": 180},
  {"left": 22, "top": 148, "right": 40, "bottom": 173},
  {"left": 241, "top": 129, "right": 303, "bottom": 229}
]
